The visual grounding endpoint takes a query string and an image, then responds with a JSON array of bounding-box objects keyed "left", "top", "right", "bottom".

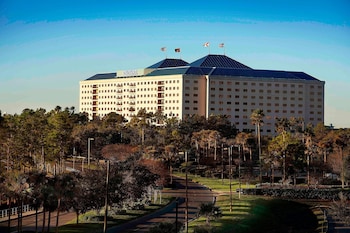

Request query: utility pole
[{"left": 103, "top": 160, "right": 110, "bottom": 233}]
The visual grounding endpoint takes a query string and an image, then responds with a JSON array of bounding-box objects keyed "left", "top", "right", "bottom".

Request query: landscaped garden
[{"left": 174, "top": 173, "right": 327, "bottom": 233}]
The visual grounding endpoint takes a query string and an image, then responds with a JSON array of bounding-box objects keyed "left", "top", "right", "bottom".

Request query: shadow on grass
[{"left": 232, "top": 199, "right": 318, "bottom": 233}]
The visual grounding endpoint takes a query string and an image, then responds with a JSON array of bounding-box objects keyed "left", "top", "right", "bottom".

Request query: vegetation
[{"left": 0, "top": 106, "right": 350, "bottom": 232}]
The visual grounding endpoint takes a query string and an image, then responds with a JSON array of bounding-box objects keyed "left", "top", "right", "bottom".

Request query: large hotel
[{"left": 79, "top": 54, "right": 325, "bottom": 135}]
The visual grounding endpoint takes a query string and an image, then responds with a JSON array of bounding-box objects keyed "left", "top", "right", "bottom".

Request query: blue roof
[
  {"left": 209, "top": 68, "right": 318, "bottom": 81},
  {"left": 189, "top": 54, "right": 252, "bottom": 69},
  {"left": 84, "top": 54, "right": 321, "bottom": 82},
  {"left": 147, "top": 58, "right": 189, "bottom": 68},
  {"left": 86, "top": 73, "right": 116, "bottom": 80},
  {"left": 147, "top": 67, "right": 188, "bottom": 76}
]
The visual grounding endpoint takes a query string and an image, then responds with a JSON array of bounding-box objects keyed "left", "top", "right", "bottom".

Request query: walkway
[{"left": 108, "top": 176, "right": 215, "bottom": 232}]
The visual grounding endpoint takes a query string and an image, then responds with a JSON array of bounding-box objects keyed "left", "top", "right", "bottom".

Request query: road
[
  {"left": 0, "top": 210, "right": 76, "bottom": 233},
  {"left": 108, "top": 176, "right": 215, "bottom": 233},
  {"left": 0, "top": 176, "right": 214, "bottom": 233}
]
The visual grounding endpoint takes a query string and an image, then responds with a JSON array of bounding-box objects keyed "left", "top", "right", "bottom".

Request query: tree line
[{"left": 0, "top": 106, "right": 349, "bottom": 232}]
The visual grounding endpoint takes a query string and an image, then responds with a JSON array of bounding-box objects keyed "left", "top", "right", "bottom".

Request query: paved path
[
  {"left": 0, "top": 210, "right": 76, "bottom": 233},
  {"left": 108, "top": 176, "right": 215, "bottom": 233},
  {"left": 0, "top": 176, "right": 214, "bottom": 233}
]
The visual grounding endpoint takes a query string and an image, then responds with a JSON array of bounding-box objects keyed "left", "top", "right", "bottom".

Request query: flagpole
[
  {"left": 219, "top": 43, "right": 225, "bottom": 55},
  {"left": 203, "top": 42, "right": 210, "bottom": 55},
  {"left": 161, "top": 47, "right": 167, "bottom": 58}
]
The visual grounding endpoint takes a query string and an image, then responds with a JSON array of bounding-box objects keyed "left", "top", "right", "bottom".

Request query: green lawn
[
  {"left": 173, "top": 172, "right": 256, "bottom": 192},
  {"left": 58, "top": 196, "right": 173, "bottom": 233},
  {"left": 173, "top": 172, "right": 319, "bottom": 233}
]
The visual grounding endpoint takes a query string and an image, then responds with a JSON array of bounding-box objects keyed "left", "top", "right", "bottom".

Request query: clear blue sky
[{"left": 1, "top": 0, "right": 349, "bottom": 128}]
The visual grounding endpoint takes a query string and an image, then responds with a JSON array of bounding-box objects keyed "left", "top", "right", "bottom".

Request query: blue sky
[{"left": 0, "top": 0, "right": 349, "bottom": 128}]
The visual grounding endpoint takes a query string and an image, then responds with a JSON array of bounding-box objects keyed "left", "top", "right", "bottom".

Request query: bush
[{"left": 243, "top": 188, "right": 350, "bottom": 200}]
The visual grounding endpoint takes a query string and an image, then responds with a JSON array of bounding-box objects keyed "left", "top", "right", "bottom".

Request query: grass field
[
  {"left": 57, "top": 196, "right": 173, "bottom": 233},
  {"left": 174, "top": 172, "right": 320, "bottom": 233}
]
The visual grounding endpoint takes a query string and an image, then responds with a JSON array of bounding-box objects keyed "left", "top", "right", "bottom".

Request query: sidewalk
[{"left": 0, "top": 208, "right": 40, "bottom": 223}]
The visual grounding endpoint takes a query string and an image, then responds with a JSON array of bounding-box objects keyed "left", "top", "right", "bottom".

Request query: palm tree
[
  {"left": 250, "top": 109, "right": 265, "bottom": 182},
  {"left": 333, "top": 129, "right": 349, "bottom": 189},
  {"left": 54, "top": 174, "right": 75, "bottom": 233},
  {"left": 197, "top": 202, "right": 221, "bottom": 225}
]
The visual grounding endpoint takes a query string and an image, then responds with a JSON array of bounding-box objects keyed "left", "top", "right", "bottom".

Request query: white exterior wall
[
  {"left": 207, "top": 76, "right": 324, "bottom": 134},
  {"left": 80, "top": 72, "right": 324, "bottom": 135},
  {"left": 80, "top": 74, "right": 186, "bottom": 121}
]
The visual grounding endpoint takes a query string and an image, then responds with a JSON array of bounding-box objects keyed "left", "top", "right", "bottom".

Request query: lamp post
[
  {"left": 238, "top": 144, "right": 242, "bottom": 200},
  {"left": 229, "top": 145, "right": 233, "bottom": 212},
  {"left": 185, "top": 151, "right": 188, "bottom": 233},
  {"left": 88, "top": 138, "right": 94, "bottom": 168},
  {"left": 103, "top": 160, "right": 110, "bottom": 233}
]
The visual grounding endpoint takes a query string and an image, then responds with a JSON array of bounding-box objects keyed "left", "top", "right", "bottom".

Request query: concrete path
[{"left": 108, "top": 176, "right": 215, "bottom": 233}]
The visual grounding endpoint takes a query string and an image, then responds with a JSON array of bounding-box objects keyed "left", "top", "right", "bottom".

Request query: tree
[
  {"left": 197, "top": 202, "right": 221, "bottom": 225},
  {"left": 251, "top": 109, "right": 265, "bottom": 182},
  {"left": 330, "top": 192, "right": 350, "bottom": 226},
  {"left": 54, "top": 174, "right": 75, "bottom": 233},
  {"left": 332, "top": 129, "right": 350, "bottom": 188},
  {"left": 149, "top": 221, "right": 179, "bottom": 233}
]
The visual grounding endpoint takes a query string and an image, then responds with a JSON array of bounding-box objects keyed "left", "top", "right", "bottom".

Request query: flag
[
  {"left": 175, "top": 48, "right": 180, "bottom": 53},
  {"left": 161, "top": 47, "right": 166, "bottom": 51},
  {"left": 219, "top": 43, "right": 224, "bottom": 48},
  {"left": 203, "top": 42, "right": 210, "bottom": 47}
]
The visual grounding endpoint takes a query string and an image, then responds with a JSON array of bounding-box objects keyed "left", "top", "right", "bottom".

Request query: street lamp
[
  {"left": 103, "top": 160, "right": 110, "bottom": 233},
  {"left": 88, "top": 138, "right": 94, "bottom": 168}
]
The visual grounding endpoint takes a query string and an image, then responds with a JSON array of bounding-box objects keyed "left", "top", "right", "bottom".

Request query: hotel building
[{"left": 79, "top": 54, "right": 325, "bottom": 135}]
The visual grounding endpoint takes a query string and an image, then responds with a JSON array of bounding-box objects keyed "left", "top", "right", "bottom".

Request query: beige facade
[{"left": 79, "top": 54, "right": 325, "bottom": 135}]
